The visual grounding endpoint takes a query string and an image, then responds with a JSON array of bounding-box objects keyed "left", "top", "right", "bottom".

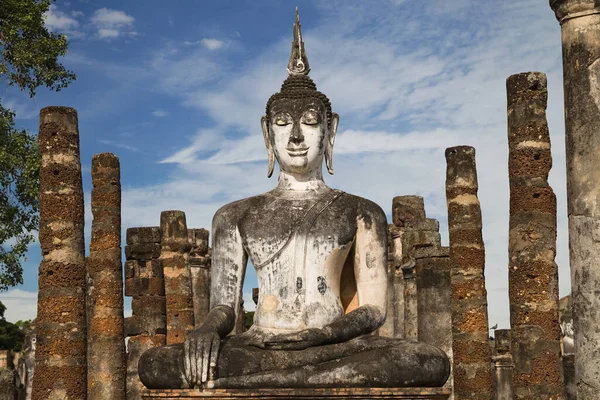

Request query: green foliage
[
  {"left": 0, "top": 106, "right": 39, "bottom": 290},
  {"left": 0, "top": 0, "right": 75, "bottom": 290},
  {"left": 0, "top": 301, "right": 30, "bottom": 352},
  {"left": 0, "top": 0, "right": 75, "bottom": 97},
  {"left": 245, "top": 311, "right": 254, "bottom": 330}
]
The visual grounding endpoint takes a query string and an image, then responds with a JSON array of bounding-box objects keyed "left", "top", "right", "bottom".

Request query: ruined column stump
[
  {"left": 445, "top": 146, "right": 493, "bottom": 400},
  {"left": 506, "top": 73, "right": 565, "bottom": 399},
  {"left": 87, "top": 153, "right": 126, "bottom": 400},
  {"left": 550, "top": 2, "right": 600, "bottom": 397},
  {"left": 32, "top": 106, "right": 87, "bottom": 400},
  {"left": 492, "top": 329, "right": 514, "bottom": 400},
  {"left": 161, "top": 211, "right": 194, "bottom": 344},
  {"left": 125, "top": 227, "right": 166, "bottom": 400},
  {"left": 188, "top": 229, "right": 211, "bottom": 328}
]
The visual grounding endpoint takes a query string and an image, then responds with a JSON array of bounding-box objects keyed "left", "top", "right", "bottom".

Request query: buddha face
[{"left": 262, "top": 98, "right": 338, "bottom": 177}]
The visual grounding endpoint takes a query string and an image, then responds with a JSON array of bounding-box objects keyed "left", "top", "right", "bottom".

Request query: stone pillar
[
  {"left": 124, "top": 226, "right": 165, "bottom": 400},
  {"left": 380, "top": 225, "right": 405, "bottom": 338},
  {"left": 506, "top": 72, "right": 565, "bottom": 399},
  {"left": 161, "top": 211, "right": 194, "bottom": 344},
  {"left": 402, "top": 262, "right": 418, "bottom": 340},
  {"left": 87, "top": 153, "right": 126, "bottom": 400},
  {"left": 416, "top": 248, "right": 452, "bottom": 398},
  {"left": 445, "top": 146, "right": 493, "bottom": 400},
  {"left": 550, "top": 2, "right": 600, "bottom": 397},
  {"left": 33, "top": 106, "right": 87, "bottom": 400},
  {"left": 188, "top": 228, "right": 211, "bottom": 328},
  {"left": 562, "top": 355, "right": 575, "bottom": 400},
  {"left": 493, "top": 329, "right": 514, "bottom": 400}
]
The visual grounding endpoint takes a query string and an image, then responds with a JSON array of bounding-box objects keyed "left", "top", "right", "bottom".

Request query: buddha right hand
[{"left": 183, "top": 328, "right": 221, "bottom": 388}]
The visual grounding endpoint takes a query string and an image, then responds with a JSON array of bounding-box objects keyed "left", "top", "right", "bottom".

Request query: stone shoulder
[
  {"left": 340, "top": 192, "right": 388, "bottom": 226},
  {"left": 212, "top": 194, "right": 270, "bottom": 228}
]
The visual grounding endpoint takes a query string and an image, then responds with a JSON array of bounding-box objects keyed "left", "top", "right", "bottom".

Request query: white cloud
[
  {"left": 44, "top": 4, "right": 79, "bottom": 32},
  {"left": 0, "top": 289, "right": 37, "bottom": 323},
  {"left": 152, "top": 109, "right": 168, "bottom": 118},
  {"left": 201, "top": 38, "right": 225, "bottom": 50},
  {"left": 99, "top": 139, "right": 140, "bottom": 152},
  {"left": 91, "top": 8, "right": 136, "bottom": 39}
]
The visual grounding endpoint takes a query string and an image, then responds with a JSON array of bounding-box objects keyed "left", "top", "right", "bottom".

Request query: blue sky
[{"left": 1, "top": 0, "right": 567, "bottom": 330}]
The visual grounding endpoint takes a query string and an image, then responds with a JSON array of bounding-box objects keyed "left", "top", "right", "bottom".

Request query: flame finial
[{"left": 287, "top": 7, "right": 310, "bottom": 76}]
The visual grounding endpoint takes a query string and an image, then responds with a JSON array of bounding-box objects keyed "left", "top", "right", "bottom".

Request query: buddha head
[{"left": 261, "top": 9, "right": 339, "bottom": 178}]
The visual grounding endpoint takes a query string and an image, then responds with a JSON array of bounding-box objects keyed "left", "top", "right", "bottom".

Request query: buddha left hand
[{"left": 261, "top": 327, "right": 332, "bottom": 351}]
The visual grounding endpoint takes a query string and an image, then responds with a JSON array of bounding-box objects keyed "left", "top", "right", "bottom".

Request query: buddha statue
[{"left": 139, "top": 9, "right": 450, "bottom": 390}]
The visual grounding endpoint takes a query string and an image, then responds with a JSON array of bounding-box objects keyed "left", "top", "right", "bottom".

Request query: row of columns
[{"left": 31, "top": 106, "right": 215, "bottom": 400}]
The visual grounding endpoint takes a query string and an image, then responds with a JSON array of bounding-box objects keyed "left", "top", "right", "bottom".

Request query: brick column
[
  {"left": 492, "top": 329, "right": 514, "bottom": 400},
  {"left": 33, "top": 106, "right": 86, "bottom": 400},
  {"left": 161, "top": 211, "right": 194, "bottom": 344},
  {"left": 550, "top": 2, "right": 600, "bottom": 397},
  {"left": 87, "top": 153, "right": 125, "bottom": 399},
  {"left": 188, "top": 228, "right": 211, "bottom": 328},
  {"left": 506, "top": 72, "right": 565, "bottom": 399},
  {"left": 445, "top": 146, "right": 493, "bottom": 400},
  {"left": 124, "top": 227, "right": 165, "bottom": 400}
]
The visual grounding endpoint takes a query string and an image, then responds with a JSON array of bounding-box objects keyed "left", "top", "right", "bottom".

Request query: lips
[{"left": 286, "top": 147, "right": 309, "bottom": 156}]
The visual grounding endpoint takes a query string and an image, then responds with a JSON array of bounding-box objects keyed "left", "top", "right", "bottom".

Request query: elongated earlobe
[
  {"left": 261, "top": 116, "right": 275, "bottom": 177},
  {"left": 325, "top": 113, "right": 339, "bottom": 175}
]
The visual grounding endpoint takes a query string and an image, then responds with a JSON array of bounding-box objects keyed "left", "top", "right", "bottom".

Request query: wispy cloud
[
  {"left": 152, "top": 109, "right": 168, "bottom": 118},
  {"left": 91, "top": 8, "right": 136, "bottom": 39},
  {"left": 99, "top": 139, "right": 140, "bottom": 152},
  {"left": 201, "top": 38, "right": 225, "bottom": 50}
]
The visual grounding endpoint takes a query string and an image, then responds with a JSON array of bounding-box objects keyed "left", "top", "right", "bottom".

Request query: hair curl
[{"left": 265, "top": 75, "right": 332, "bottom": 129}]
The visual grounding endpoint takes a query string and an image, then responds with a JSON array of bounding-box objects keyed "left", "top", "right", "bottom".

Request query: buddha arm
[
  {"left": 206, "top": 205, "right": 248, "bottom": 336},
  {"left": 324, "top": 201, "right": 389, "bottom": 343}
]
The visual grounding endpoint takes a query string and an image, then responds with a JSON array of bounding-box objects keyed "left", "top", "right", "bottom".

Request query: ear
[
  {"left": 261, "top": 116, "right": 275, "bottom": 178},
  {"left": 325, "top": 112, "right": 339, "bottom": 175}
]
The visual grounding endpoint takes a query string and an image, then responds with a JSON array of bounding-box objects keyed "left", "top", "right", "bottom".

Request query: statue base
[{"left": 141, "top": 388, "right": 451, "bottom": 399}]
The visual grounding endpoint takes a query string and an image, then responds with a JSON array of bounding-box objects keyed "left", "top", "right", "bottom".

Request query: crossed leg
[{"left": 139, "top": 335, "right": 449, "bottom": 389}]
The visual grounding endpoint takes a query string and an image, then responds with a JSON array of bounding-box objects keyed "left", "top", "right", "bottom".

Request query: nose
[{"left": 289, "top": 122, "right": 304, "bottom": 145}]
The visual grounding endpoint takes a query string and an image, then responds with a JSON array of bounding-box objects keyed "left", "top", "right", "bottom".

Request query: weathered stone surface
[
  {"left": 550, "top": 2, "right": 600, "bottom": 397},
  {"left": 126, "top": 243, "right": 162, "bottom": 261},
  {"left": 125, "top": 227, "right": 166, "bottom": 400},
  {"left": 380, "top": 225, "right": 404, "bottom": 339},
  {"left": 87, "top": 153, "right": 126, "bottom": 400},
  {"left": 32, "top": 106, "right": 87, "bottom": 400},
  {"left": 416, "top": 254, "right": 453, "bottom": 399},
  {"left": 492, "top": 329, "right": 514, "bottom": 400},
  {"left": 445, "top": 146, "right": 493, "bottom": 400},
  {"left": 562, "top": 355, "right": 575, "bottom": 400},
  {"left": 161, "top": 211, "right": 194, "bottom": 344},
  {"left": 188, "top": 228, "right": 211, "bottom": 328},
  {"left": 506, "top": 72, "right": 565, "bottom": 400},
  {"left": 17, "top": 323, "right": 35, "bottom": 400},
  {"left": 141, "top": 387, "right": 451, "bottom": 399},
  {"left": 393, "top": 196, "right": 426, "bottom": 227},
  {"left": 402, "top": 263, "right": 418, "bottom": 340},
  {"left": 128, "top": 227, "right": 162, "bottom": 245}
]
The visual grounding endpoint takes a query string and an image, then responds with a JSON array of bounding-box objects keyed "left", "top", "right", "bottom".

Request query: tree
[{"left": 0, "top": 0, "right": 75, "bottom": 290}]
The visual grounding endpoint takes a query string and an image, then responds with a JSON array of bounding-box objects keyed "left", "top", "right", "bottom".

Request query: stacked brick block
[{"left": 125, "top": 227, "right": 166, "bottom": 400}]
